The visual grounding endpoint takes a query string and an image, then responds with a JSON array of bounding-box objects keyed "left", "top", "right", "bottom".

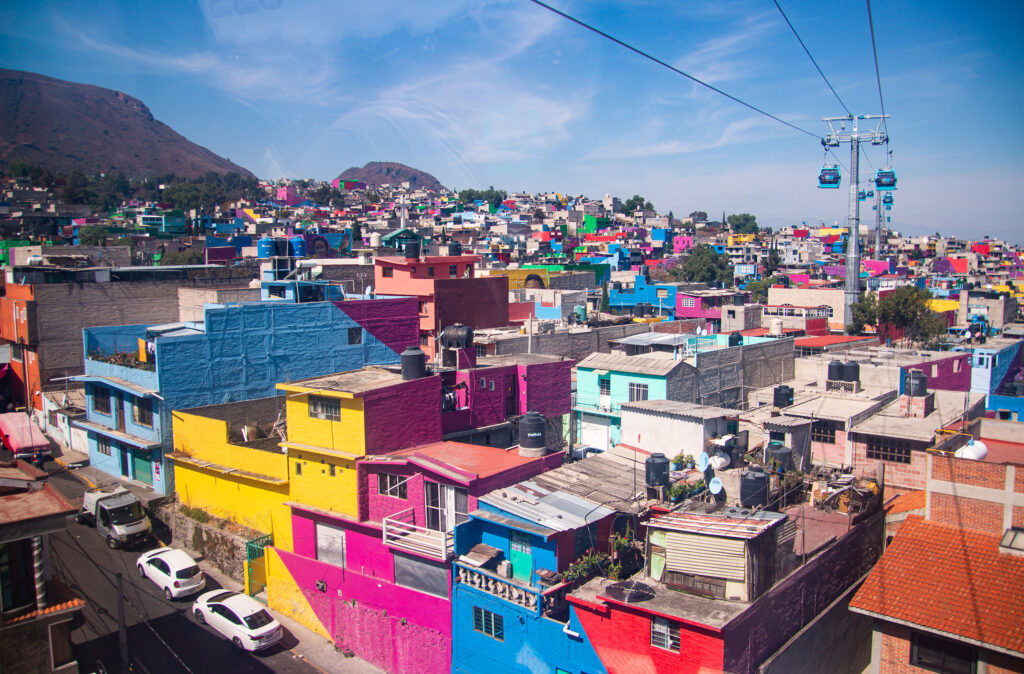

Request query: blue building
[
  {"left": 955, "top": 337, "right": 1024, "bottom": 419},
  {"left": 73, "top": 296, "right": 419, "bottom": 494},
  {"left": 608, "top": 274, "right": 678, "bottom": 317},
  {"left": 452, "top": 456, "right": 648, "bottom": 674}
]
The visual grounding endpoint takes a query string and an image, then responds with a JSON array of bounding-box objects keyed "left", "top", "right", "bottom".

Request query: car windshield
[
  {"left": 109, "top": 502, "right": 144, "bottom": 525},
  {"left": 175, "top": 565, "right": 200, "bottom": 580},
  {"left": 208, "top": 591, "right": 235, "bottom": 603},
  {"left": 243, "top": 609, "right": 274, "bottom": 630}
]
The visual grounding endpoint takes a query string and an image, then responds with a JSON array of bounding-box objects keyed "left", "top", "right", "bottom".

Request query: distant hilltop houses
[{"left": 1, "top": 162, "right": 1023, "bottom": 674}]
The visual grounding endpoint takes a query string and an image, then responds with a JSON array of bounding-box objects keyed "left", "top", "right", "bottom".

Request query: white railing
[
  {"left": 454, "top": 563, "right": 571, "bottom": 617},
  {"left": 382, "top": 508, "right": 453, "bottom": 561}
]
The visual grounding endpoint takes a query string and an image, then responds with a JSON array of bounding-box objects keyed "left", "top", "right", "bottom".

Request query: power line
[
  {"left": 865, "top": 0, "right": 888, "bottom": 139},
  {"left": 772, "top": 0, "right": 852, "bottom": 117},
  {"left": 526, "top": 0, "right": 821, "bottom": 140}
]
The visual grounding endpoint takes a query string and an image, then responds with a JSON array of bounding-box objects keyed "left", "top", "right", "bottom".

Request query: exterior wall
[
  {"left": 900, "top": 353, "right": 971, "bottom": 393},
  {"left": 618, "top": 409, "right": 731, "bottom": 457},
  {"left": 0, "top": 611, "right": 80, "bottom": 674},
  {"left": 872, "top": 621, "right": 1024, "bottom": 674},
  {"left": 177, "top": 286, "right": 260, "bottom": 322},
  {"left": 362, "top": 376, "right": 443, "bottom": 454},
  {"left": 767, "top": 287, "right": 846, "bottom": 327},
  {"left": 285, "top": 394, "right": 366, "bottom": 456},
  {"left": 522, "top": 360, "right": 574, "bottom": 418},
  {"left": 289, "top": 447, "right": 360, "bottom": 518},
  {"left": 851, "top": 438, "right": 929, "bottom": 492},
  {"left": 487, "top": 323, "right": 651, "bottom": 361},
  {"left": 433, "top": 276, "right": 509, "bottom": 334},
  {"left": 926, "top": 454, "right": 1024, "bottom": 534}
]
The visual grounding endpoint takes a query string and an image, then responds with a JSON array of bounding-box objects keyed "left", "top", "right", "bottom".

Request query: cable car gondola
[
  {"left": 818, "top": 165, "right": 841, "bottom": 189},
  {"left": 882, "top": 194, "right": 893, "bottom": 206},
  {"left": 858, "top": 190, "right": 866, "bottom": 201},
  {"left": 875, "top": 168, "right": 897, "bottom": 191}
]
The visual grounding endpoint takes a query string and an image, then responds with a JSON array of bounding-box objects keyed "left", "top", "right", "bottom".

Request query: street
[{"left": 45, "top": 466, "right": 320, "bottom": 674}]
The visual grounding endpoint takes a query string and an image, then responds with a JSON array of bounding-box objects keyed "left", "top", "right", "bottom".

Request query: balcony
[
  {"left": 382, "top": 508, "right": 453, "bottom": 561},
  {"left": 454, "top": 562, "right": 570, "bottom": 617},
  {"left": 572, "top": 394, "right": 621, "bottom": 415}
]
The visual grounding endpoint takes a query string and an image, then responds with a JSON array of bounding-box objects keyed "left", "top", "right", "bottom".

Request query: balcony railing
[
  {"left": 572, "top": 394, "right": 621, "bottom": 414},
  {"left": 454, "top": 562, "right": 570, "bottom": 617},
  {"left": 382, "top": 508, "right": 453, "bottom": 561}
]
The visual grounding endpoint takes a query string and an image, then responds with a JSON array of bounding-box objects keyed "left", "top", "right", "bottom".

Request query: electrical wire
[
  {"left": 865, "top": 0, "right": 888, "bottom": 141},
  {"left": 526, "top": 0, "right": 821, "bottom": 141},
  {"left": 772, "top": 0, "right": 852, "bottom": 117}
]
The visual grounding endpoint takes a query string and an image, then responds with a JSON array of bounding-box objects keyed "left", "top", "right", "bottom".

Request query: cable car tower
[{"left": 821, "top": 114, "right": 888, "bottom": 326}]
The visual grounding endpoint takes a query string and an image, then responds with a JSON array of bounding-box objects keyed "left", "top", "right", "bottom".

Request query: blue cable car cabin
[
  {"left": 882, "top": 193, "right": 894, "bottom": 206},
  {"left": 818, "top": 166, "right": 841, "bottom": 189},
  {"left": 875, "top": 169, "right": 897, "bottom": 191}
]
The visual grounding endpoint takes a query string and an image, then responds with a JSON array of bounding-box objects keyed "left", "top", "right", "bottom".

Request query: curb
[{"left": 54, "top": 455, "right": 97, "bottom": 488}]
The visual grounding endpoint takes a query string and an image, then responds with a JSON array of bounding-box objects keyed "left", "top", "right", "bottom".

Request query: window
[
  {"left": 294, "top": 462, "right": 302, "bottom": 476},
  {"left": 48, "top": 620, "right": 74, "bottom": 669},
  {"left": 133, "top": 397, "right": 153, "bottom": 427},
  {"left": 382, "top": 266, "right": 394, "bottom": 277},
  {"left": 329, "top": 464, "right": 336, "bottom": 477},
  {"left": 464, "top": 266, "right": 472, "bottom": 278},
  {"left": 309, "top": 396, "right": 341, "bottom": 421},
  {"left": 681, "top": 297, "right": 695, "bottom": 308},
  {"left": 865, "top": 435, "right": 913, "bottom": 464},
  {"left": 910, "top": 631, "right": 976, "bottom": 674},
  {"left": 475, "top": 344, "right": 487, "bottom": 358},
  {"left": 811, "top": 419, "right": 843, "bottom": 444},
  {"left": 953, "top": 359, "right": 963, "bottom": 373},
  {"left": 267, "top": 285, "right": 286, "bottom": 298},
  {"left": 347, "top": 327, "right": 362, "bottom": 345},
  {"left": 449, "top": 265, "right": 458, "bottom": 278},
  {"left": 574, "top": 523, "right": 598, "bottom": 557},
  {"left": 425, "top": 482, "right": 469, "bottom": 531},
  {"left": 651, "top": 616, "right": 681, "bottom": 652},
  {"left": 663, "top": 570, "right": 726, "bottom": 599},
  {"left": 93, "top": 387, "right": 111, "bottom": 415},
  {"left": 378, "top": 473, "right": 407, "bottom": 499},
  {"left": 394, "top": 552, "right": 448, "bottom": 597},
  {"left": 97, "top": 437, "right": 112, "bottom": 455},
  {"left": 473, "top": 607, "right": 504, "bottom": 641},
  {"left": 628, "top": 382, "right": 649, "bottom": 402},
  {"left": 10, "top": 344, "right": 22, "bottom": 362},
  {"left": 931, "top": 364, "right": 938, "bottom": 377},
  {"left": 420, "top": 334, "right": 429, "bottom": 346},
  {"left": 315, "top": 521, "right": 346, "bottom": 568},
  {"left": 0, "top": 539, "right": 35, "bottom": 611},
  {"left": 427, "top": 266, "right": 435, "bottom": 277},
  {"left": 419, "top": 301, "right": 427, "bottom": 315},
  {"left": 598, "top": 378, "right": 611, "bottom": 396}
]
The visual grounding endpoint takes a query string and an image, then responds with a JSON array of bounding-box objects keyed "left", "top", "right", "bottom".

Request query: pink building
[
  {"left": 275, "top": 185, "right": 302, "bottom": 206},
  {"left": 676, "top": 289, "right": 747, "bottom": 331},
  {"left": 271, "top": 442, "right": 563, "bottom": 673},
  {"left": 672, "top": 235, "right": 694, "bottom": 254}
]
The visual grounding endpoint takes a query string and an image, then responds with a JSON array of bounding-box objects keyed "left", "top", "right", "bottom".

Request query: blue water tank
[
  {"left": 289, "top": 235, "right": 306, "bottom": 258},
  {"left": 257, "top": 237, "right": 275, "bottom": 258}
]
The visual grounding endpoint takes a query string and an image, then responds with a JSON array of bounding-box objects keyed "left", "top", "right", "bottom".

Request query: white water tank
[
  {"left": 708, "top": 451, "right": 731, "bottom": 471},
  {"left": 954, "top": 440, "right": 987, "bottom": 461},
  {"left": 769, "top": 318, "right": 784, "bottom": 336}
]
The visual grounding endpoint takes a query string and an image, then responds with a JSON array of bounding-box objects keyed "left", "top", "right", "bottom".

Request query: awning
[
  {"left": 70, "top": 419, "right": 162, "bottom": 449},
  {"left": 72, "top": 375, "right": 158, "bottom": 398}
]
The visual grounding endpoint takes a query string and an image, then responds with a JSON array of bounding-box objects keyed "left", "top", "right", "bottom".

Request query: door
[
  {"left": 580, "top": 413, "right": 611, "bottom": 451},
  {"left": 115, "top": 393, "right": 125, "bottom": 431},
  {"left": 133, "top": 450, "right": 153, "bottom": 485},
  {"left": 119, "top": 446, "right": 130, "bottom": 477},
  {"left": 425, "top": 483, "right": 468, "bottom": 532},
  {"left": 509, "top": 530, "right": 533, "bottom": 582}
]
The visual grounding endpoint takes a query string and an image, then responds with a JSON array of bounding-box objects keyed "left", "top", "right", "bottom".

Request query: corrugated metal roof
[
  {"left": 575, "top": 352, "right": 683, "bottom": 376},
  {"left": 609, "top": 333, "right": 693, "bottom": 347},
  {"left": 479, "top": 481, "right": 614, "bottom": 533},
  {"left": 648, "top": 506, "right": 785, "bottom": 539},
  {"left": 621, "top": 400, "right": 738, "bottom": 419}
]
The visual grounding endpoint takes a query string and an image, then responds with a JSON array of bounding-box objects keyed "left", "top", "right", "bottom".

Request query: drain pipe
[{"left": 33, "top": 535, "right": 46, "bottom": 611}]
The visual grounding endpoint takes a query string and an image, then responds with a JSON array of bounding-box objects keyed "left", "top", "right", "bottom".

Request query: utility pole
[
  {"left": 822, "top": 115, "right": 888, "bottom": 325},
  {"left": 874, "top": 189, "right": 882, "bottom": 261},
  {"left": 117, "top": 572, "right": 129, "bottom": 672}
]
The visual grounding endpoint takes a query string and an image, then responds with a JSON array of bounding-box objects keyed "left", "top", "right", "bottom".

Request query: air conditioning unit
[{"left": 496, "top": 560, "right": 513, "bottom": 578}]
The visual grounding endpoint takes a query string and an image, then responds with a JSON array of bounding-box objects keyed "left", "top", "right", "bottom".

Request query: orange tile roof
[
  {"left": 886, "top": 490, "right": 926, "bottom": 515},
  {"left": 0, "top": 579, "right": 85, "bottom": 625},
  {"left": 850, "top": 516, "right": 1024, "bottom": 655},
  {"left": 793, "top": 335, "right": 877, "bottom": 348}
]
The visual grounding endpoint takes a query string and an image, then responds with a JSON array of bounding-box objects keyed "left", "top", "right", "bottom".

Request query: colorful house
[{"left": 74, "top": 297, "right": 419, "bottom": 494}]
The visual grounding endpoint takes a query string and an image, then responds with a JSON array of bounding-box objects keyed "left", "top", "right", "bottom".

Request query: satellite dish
[
  {"left": 709, "top": 477, "right": 723, "bottom": 495},
  {"left": 697, "top": 452, "right": 709, "bottom": 472}
]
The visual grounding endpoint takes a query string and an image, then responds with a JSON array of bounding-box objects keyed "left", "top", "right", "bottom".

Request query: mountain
[
  {"left": 0, "top": 69, "right": 254, "bottom": 178},
  {"left": 336, "top": 161, "right": 445, "bottom": 191}
]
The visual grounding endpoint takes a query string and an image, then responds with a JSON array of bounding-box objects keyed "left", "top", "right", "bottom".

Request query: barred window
[
  {"left": 866, "top": 436, "right": 913, "bottom": 464},
  {"left": 681, "top": 297, "right": 695, "bottom": 308},
  {"left": 309, "top": 396, "right": 341, "bottom": 421},
  {"left": 97, "top": 437, "right": 112, "bottom": 455},
  {"left": 663, "top": 570, "right": 726, "bottom": 599},
  {"left": 473, "top": 607, "right": 503, "bottom": 641},
  {"left": 378, "top": 473, "right": 407, "bottom": 499},
  {"left": 348, "top": 327, "right": 362, "bottom": 345},
  {"left": 628, "top": 382, "right": 648, "bottom": 402},
  {"left": 93, "top": 387, "right": 111, "bottom": 415},
  {"left": 651, "top": 616, "right": 681, "bottom": 652},
  {"left": 133, "top": 397, "right": 153, "bottom": 427},
  {"left": 599, "top": 378, "right": 611, "bottom": 396},
  {"left": 811, "top": 419, "right": 843, "bottom": 444}
]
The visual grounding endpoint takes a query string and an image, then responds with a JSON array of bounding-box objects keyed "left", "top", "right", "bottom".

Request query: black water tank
[
  {"left": 770, "top": 445, "right": 793, "bottom": 471},
  {"left": 440, "top": 325, "right": 474, "bottom": 349},
  {"left": 519, "top": 411, "right": 546, "bottom": 449},
  {"left": 642, "top": 303, "right": 654, "bottom": 317},
  {"left": 645, "top": 453, "right": 670, "bottom": 489},
  {"left": 404, "top": 240, "right": 420, "bottom": 259},
  {"left": 613, "top": 282, "right": 622, "bottom": 291},
  {"left": 728, "top": 332, "right": 743, "bottom": 347},
  {"left": 773, "top": 385, "right": 794, "bottom": 408},
  {"left": 842, "top": 361, "right": 860, "bottom": 383},
  {"left": 400, "top": 346, "right": 427, "bottom": 380},
  {"left": 827, "top": 360, "right": 844, "bottom": 382},
  {"left": 906, "top": 369, "right": 928, "bottom": 397},
  {"left": 448, "top": 241, "right": 462, "bottom": 256},
  {"left": 740, "top": 467, "right": 769, "bottom": 508},
  {"left": 274, "top": 238, "right": 288, "bottom": 256}
]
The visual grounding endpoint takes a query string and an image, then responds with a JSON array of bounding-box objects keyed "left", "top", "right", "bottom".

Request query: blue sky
[{"left": 3, "top": 0, "right": 1023, "bottom": 241}]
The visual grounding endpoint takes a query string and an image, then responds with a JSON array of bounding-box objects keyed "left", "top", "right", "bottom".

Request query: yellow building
[
  {"left": 170, "top": 397, "right": 293, "bottom": 550},
  {"left": 727, "top": 233, "right": 758, "bottom": 246}
]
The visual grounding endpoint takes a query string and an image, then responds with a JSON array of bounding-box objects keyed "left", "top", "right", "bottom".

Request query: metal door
[
  {"left": 132, "top": 450, "right": 152, "bottom": 484},
  {"left": 509, "top": 530, "right": 533, "bottom": 582},
  {"left": 119, "top": 446, "right": 130, "bottom": 477},
  {"left": 246, "top": 534, "right": 273, "bottom": 602}
]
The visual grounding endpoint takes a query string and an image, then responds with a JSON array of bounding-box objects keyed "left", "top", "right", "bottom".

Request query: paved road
[{"left": 45, "top": 465, "right": 319, "bottom": 674}]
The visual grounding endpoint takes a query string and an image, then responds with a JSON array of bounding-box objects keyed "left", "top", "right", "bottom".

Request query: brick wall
[
  {"left": 874, "top": 621, "right": 1024, "bottom": 673},
  {"left": 929, "top": 493, "right": 1005, "bottom": 535},
  {"left": 0, "top": 612, "right": 78, "bottom": 674},
  {"left": 930, "top": 455, "right": 1006, "bottom": 489},
  {"left": 851, "top": 441, "right": 928, "bottom": 491}
]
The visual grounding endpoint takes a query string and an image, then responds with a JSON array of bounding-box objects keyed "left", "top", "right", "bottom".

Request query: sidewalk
[{"left": 51, "top": 441, "right": 168, "bottom": 508}]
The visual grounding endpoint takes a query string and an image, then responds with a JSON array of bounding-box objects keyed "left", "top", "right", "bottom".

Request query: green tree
[
  {"left": 622, "top": 195, "right": 653, "bottom": 213},
  {"left": 78, "top": 226, "right": 106, "bottom": 246},
  {"left": 160, "top": 248, "right": 204, "bottom": 265},
  {"left": 744, "top": 277, "right": 773, "bottom": 304},
  {"left": 351, "top": 221, "right": 363, "bottom": 247},
  {"left": 668, "top": 245, "right": 733, "bottom": 286},
  {"left": 688, "top": 210, "right": 708, "bottom": 222},
  {"left": 533, "top": 208, "right": 546, "bottom": 221},
  {"left": 877, "top": 286, "right": 945, "bottom": 346},
  {"left": 64, "top": 170, "right": 91, "bottom": 204},
  {"left": 727, "top": 213, "right": 758, "bottom": 234},
  {"left": 764, "top": 248, "right": 782, "bottom": 276},
  {"left": 600, "top": 283, "right": 610, "bottom": 312},
  {"left": 459, "top": 186, "right": 507, "bottom": 209},
  {"left": 846, "top": 291, "right": 878, "bottom": 335}
]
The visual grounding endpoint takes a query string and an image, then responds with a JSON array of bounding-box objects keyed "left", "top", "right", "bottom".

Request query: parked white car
[
  {"left": 136, "top": 547, "right": 205, "bottom": 600},
  {"left": 192, "top": 590, "right": 283, "bottom": 652}
]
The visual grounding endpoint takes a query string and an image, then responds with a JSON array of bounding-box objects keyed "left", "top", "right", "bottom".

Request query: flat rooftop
[
  {"left": 476, "top": 353, "right": 569, "bottom": 367},
  {"left": 782, "top": 395, "right": 886, "bottom": 422},
  {"left": 851, "top": 390, "right": 983, "bottom": 441},
  {"left": 621, "top": 399, "right": 738, "bottom": 419},
  {"left": 279, "top": 367, "right": 406, "bottom": 395},
  {"left": 383, "top": 441, "right": 546, "bottom": 480}
]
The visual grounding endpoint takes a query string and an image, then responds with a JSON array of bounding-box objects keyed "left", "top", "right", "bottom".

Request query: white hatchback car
[
  {"left": 137, "top": 547, "right": 205, "bottom": 600},
  {"left": 193, "top": 590, "right": 283, "bottom": 652}
]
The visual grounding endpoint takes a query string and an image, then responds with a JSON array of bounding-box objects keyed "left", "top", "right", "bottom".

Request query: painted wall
[
  {"left": 285, "top": 394, "right": 366, "bottom": 456},
  {"left": 900, "top": 353, "right": 972, "bottom": 393},
  {"left": 362, "top": 376, "right": 444, "bottom": 454}
]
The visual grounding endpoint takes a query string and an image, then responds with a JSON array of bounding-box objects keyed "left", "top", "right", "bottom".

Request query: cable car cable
[
  {"left": 526, "top": 0, "right": 820, "bottom": 140},
  {"left": 772, "top": 0, "right": 852, "bottom": 117},
  {"left": 865, "top": 0, "right": 888, "bottom": 139}
]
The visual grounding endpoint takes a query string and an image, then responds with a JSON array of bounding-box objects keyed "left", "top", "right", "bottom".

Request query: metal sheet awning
[
  {"left": 72, "top": 375, "right": 157, "bottom": 398},
  {"left": 70, "top": 419, "right": 162, "bottom": 450}
]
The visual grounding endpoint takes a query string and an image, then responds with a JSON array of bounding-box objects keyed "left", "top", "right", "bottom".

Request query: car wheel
[
  {"left": 106, "top": 536, "right": 118, "bottom": 549},
  {"left": 232, "top": 637, "right": 244, "bottom": 651},
  {"left": 194, "top": 610, "right": 206, "bottom": 625},
  {"left": 137, "top": 565, "right": 146, "bottom": 578},
  {"left": 164, "top": 587, "right": 173, "bottom": 601}
]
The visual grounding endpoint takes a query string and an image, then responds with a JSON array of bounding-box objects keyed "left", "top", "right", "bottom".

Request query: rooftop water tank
[
  {"left": 257, "top": 237, "right": 275, "bottom": 259},
  {"left": 400, "top": 346, "right": 427, "bottom": 381},
  {"left": 369, "top": 232, "right": 382, "bottom": 248},
  {"left": 728, "top": 332, "right": 743, "bottom": 347},
  {"left": 827, "top": 360, "right": 844, "bottom": 382},
  {"left": 440, "top": 325, "right": 474, "bottom": 350},
  {"left": 289, "top": 235, "right": 306, "bottom": 258},
  {"left": 740, "top": 467, "right": 769, "bottom": 508},
  {"left": 773, "top": 385, "right": 794, "bottom": 409},
  {"left": 769, "top": 445, "right": 793, "bottom": 471},
  {"left": 518, "top": 411, "right": 547, "bottom": 458},
  {"left": 842, "top": 361, "right": 860, "bottom": 383},
  {"left": 954, "top": 439, "right": 988, "bottom": 461},
  {"left": 906, "top": 369, "right": 928, "bottom": 397},
  {"left": 645, "top": 453, "right": 670, "bottom": 490},
  {"left": 769, "top": 318, "right": 784, "bottom": 337}
]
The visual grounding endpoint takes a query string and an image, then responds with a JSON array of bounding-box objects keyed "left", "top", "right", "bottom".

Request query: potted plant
[
  {"left": 685, "top": 454, "right": 696, "bottom": 469},
  {"left": 671, "top": 454, "right": 684, "bottom": 470}
]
